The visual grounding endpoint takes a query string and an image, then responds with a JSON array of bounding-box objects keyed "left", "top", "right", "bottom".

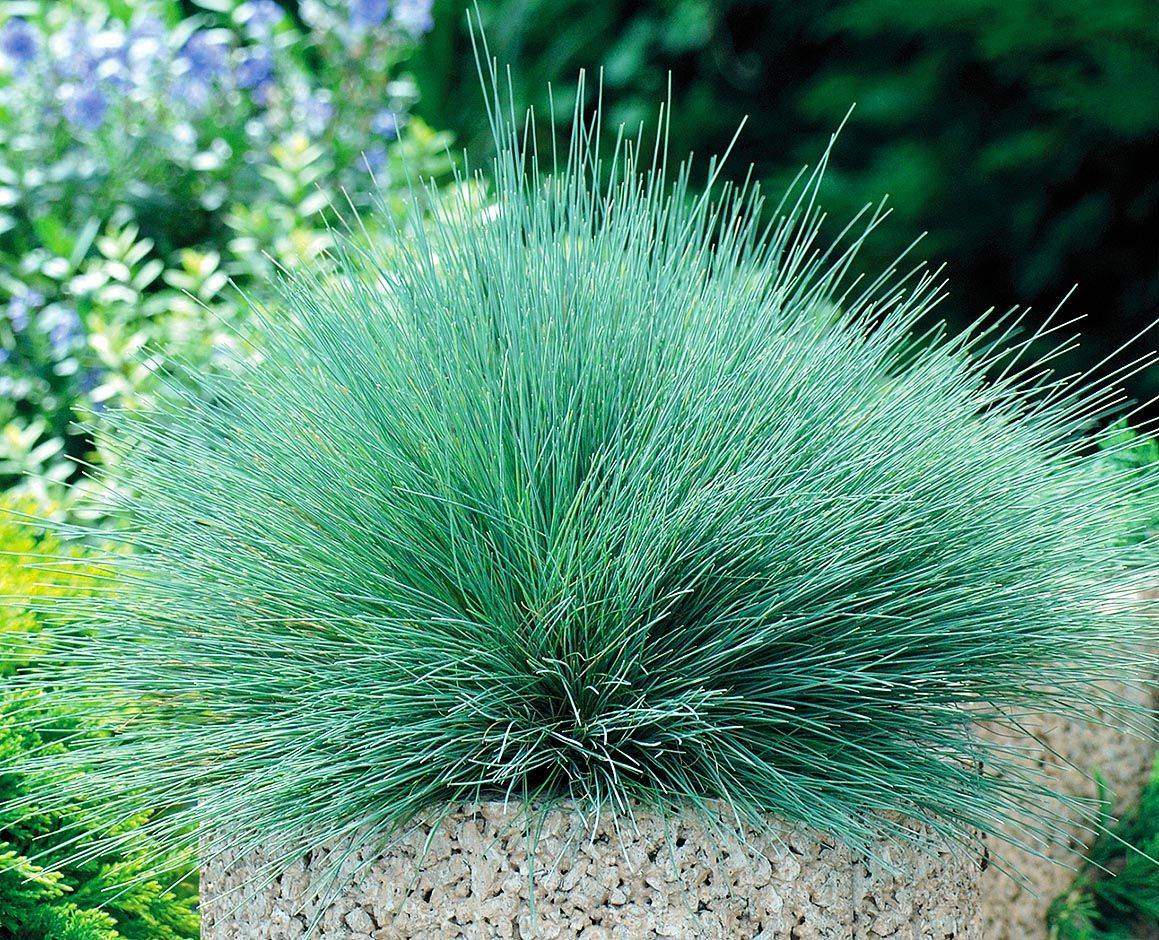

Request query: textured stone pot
[
  {"left": 201, "top": 697, "right": 1156, "bottom": 940},
  {"left": 203, "top": 590, "right": 1156, "bottom": 938},
  {"left": 202, "top": 807, "right": 982, "bottom": 939}
]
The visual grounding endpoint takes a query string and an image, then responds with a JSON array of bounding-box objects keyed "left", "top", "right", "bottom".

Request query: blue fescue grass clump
[{"left": 6, "top": 65, "right": 1159, "bottom": 907}]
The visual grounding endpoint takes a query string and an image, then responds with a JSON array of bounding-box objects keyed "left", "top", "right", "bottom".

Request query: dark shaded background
[{"left": 408, "top": 0, "right": 1158, "bottom": 414}]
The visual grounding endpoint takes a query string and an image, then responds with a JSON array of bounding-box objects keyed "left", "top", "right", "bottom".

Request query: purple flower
[
  {"left": 362, "top": 145, "right": 388, "bottom": 173},
  {"left": 180, "top": 31, "right": 229, "bottom": 83},
  {"left": 62, "top": 84, "right": 110, "bottom": 131},
  {"left": 393, "top": 0, "right": 434, "bottom": 35},
  {"left": 91, "top": 27, "right": 136, "bottom": 91},
  {"left": 42, "top": 305, "right": 82, "bottom": 353},
  {"left": 90, "top": 27, "right": 127, "bottom": 64},
  {"left": 350, "top": 0, "right": 390, "bottom": 31},
  {"left": 172, "top": 74, "right": 213, "bottom": 111},
  {"left": 0, "top": 18, "right": 39, "bottom": 69},
  {"left": 302, "top": 91, "right": 334, "bottom": 135},
  {"left": 78, "top": 367, "right": 104, "bottom": 396},
  {"left": 127, "top": 16, "right": 167, "bottom": 75},
  {"left": 51, "top": 20, "right": 97, "bottom": 80},
  {"left": 371, "top": 108, "right": 400, "bottom": 140},
  {"left": 6, "top": 289, "right": 43, "bottom": 332},
  {"left": 241, "top": 1, "right": 284, "bottom": 38},
  {"left": 130, "top": 15, "right": 167, "bottom": 43},
  {"left": 236, "top": 45, "right": 275, "bottom": 99}
]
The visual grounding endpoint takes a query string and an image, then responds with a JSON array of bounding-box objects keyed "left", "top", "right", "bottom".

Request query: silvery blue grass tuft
[{"left": 8, "top": 61, "right": 1158, "bottom": 915}]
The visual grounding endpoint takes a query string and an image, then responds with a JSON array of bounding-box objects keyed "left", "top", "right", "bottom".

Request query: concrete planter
[
  {"left": 201, "top": 703, "right": 1155, "bottom": 940},
  {"left": 203, "top": 672, "right": 1155, "bottom": 939},
  {"left": 202, "top": 806, "right": 981, "bottom": 939}
]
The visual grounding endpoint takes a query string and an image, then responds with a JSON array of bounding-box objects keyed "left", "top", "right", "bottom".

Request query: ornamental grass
[{"left": 7, "top": 61, "right": 1158, "bottom": 916}]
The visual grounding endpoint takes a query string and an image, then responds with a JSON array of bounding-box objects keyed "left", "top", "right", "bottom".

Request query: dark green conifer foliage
[
  {"left": 0, "top": 500, "right": 198, "bottom": 940},
  {"left": 0, "top": 697, "right": 198, "bottom": 940}
]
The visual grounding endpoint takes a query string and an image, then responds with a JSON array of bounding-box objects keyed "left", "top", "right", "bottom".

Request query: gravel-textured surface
[
  {"left": 202, "top": 703, "right": 1155, "bottom": 939},
  {"left": 205, "top": 583, "right": 1158, "bottom": 940},
  {"left": 202, "top": 688, "right": 1155, "bottom": 940},
  {"left": 201, "top": 806, "right": 982, "bottom": 939}
]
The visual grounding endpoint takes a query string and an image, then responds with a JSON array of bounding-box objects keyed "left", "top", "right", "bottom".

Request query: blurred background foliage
[
  {"left": 412, "top": 0, "right": 1159, "bottom": 410},
  {"left": 0, "top": 3, "right": 446, "bottom": 933}
]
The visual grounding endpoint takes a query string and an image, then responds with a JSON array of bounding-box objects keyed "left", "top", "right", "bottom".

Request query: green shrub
[
  {"left": 0, "top": 494, "right": 197, "bottom": 939},
  {"left": 10, "top": 78, "right": 1158, "bottom": 917},
  {"left": 1046, "top": 758, "right": 1159, "bottom": 939},
  {"left": 0, "top": 698, "right": 198, "bottom": 940},
  {"left": 1100, "top": 420, "right": 1159, "bottom": 545},
  {"left": 1042, "top": 432, "right": 1159, "bottom": 938},
  {"left": 0, "top": 494, "right": 97, "bottom": 672}
]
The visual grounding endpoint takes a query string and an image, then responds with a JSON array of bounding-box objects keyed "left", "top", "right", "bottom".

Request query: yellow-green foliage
[
  {"left": 0, "top": 494, "right": 98, "bottom": 674},
  {"left": 0, "top": 694, "right": 199, "bottom": 940},
  {"left": 1, "top": 495, "right": 198, "bottom": 940}
]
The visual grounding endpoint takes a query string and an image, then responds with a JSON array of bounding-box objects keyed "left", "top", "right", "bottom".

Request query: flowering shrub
[
  {"left": 0, "top": 0, "right": 438, "bottom": 226},
  {"left": 0, "top": 0, "right": 450, "bottom": 499}
]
